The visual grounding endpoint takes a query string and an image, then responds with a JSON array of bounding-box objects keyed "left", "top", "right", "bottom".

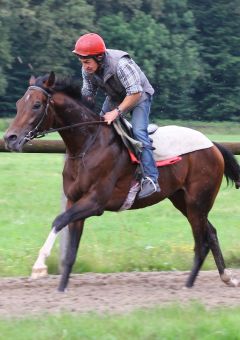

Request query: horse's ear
[
  {"left": 29, "top": 75, "right": 36, "bottom": 86},
  {"left": 45, "top": 71, "right": 55, "bottom": 88}
]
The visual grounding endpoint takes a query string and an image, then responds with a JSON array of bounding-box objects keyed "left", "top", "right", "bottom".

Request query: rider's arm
[
  {"left": 103, "top": 57, "right": 142, "bottom": 123},
  {"left": 81, "top": 68, "right": 98, "bottom": 98},
  {"left": 117, "top": 93, "right": 141, "bottom": 114},
  {"left": 116, "top": 57, "right": 143, "bottom": 113}
]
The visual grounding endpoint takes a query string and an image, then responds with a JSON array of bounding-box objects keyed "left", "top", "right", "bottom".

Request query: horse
[{"left": 4, "top": 71, "right": 240, "bottom": 292}]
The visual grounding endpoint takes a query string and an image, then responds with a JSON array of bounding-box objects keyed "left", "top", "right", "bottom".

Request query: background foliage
[{"left": 0, "top": 0, "right": 240, "bottom": 121}]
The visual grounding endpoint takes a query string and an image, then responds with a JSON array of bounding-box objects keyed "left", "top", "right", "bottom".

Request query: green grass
[
  {"left": 1, "top": 304, "right": 240, "bottom": 339},
  {"left": 154, "top": 118, "right": 240, "bottom": 136},
  {"left": 0, "top": 118, "right": 12, "bottom": 132},
  {"left": 0, "top": 153, "right": 63, "bottom": 275}
]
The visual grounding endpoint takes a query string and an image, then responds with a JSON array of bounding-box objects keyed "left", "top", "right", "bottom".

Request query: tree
[
  {"left": 189, "top": 0, "right": 240, "bottom": 120},
  {"left": 0, "top": 0, "right": 96, "bottom": 116},
  {"left": 87, "top": 0, "right": 143, "bottom": 20},
  {"left": 0, "top": 1, "right": 13, "bottom": 97},
  {"left": 155, "top": 0, "right": 202, "bottom": 119}
]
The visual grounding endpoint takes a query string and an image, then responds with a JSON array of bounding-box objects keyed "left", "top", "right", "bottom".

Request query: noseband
[{"left": 24, "top": 85, "right": 106, "bottom": 141}]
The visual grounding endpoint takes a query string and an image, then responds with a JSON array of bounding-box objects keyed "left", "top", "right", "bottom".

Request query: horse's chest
[{"left": 63, "top": 162, "right": 91, "bottom": 200}]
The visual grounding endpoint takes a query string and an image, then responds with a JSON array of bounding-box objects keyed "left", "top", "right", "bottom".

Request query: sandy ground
[{"left": 1, "top": 270, "right": 240, "bottom": 318}]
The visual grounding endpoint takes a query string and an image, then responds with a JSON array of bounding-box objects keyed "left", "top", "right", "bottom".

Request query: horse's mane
[
  {"left": 35, "top": 73, "right": 96, "bottom": 111},
  {"left": 35, "top": 74, "right": 82, "bottom": 100}
]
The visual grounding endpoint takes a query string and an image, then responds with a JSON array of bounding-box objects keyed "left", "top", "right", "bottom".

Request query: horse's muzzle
[{"left": 3, "top": 132, "right": 27, "bottom": 152}]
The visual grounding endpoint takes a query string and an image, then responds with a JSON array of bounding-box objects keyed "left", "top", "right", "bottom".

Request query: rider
[{"left": 72, "top": 32, "right": 160, "bottom": 199}]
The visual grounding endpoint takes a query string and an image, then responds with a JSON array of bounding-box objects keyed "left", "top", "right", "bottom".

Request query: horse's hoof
[
  {"left": 31, "top": 267, "right": 48, "bottom": 279},
  {"left": 235, "top": 181, "right": 240, "bottom": 189},
  {"left": 230, "top": 278, "right": 239, "bottom": 287},
  {"left": 57, "top": 287, "right": 67, "bottom": 293},
  {"left": 224, "top": 278, "right": 239, "bottom": 287},
  {"left": 221, "top": 269, "right": 239, "bottom": 287}
]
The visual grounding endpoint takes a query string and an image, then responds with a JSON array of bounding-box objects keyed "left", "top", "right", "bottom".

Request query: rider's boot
[{"left": 138, "top": 177, "right": 161, "bottom": 199}]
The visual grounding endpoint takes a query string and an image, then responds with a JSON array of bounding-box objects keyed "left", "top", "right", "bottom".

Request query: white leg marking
[
  {"left": 220, "top": 269, "right": 239, "bottom": 287},
  {"left": 31, "top": 229, "right": 58, "bottom": 279}
]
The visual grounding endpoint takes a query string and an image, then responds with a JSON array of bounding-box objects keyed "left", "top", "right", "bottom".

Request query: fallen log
[
  {"left": 0, "top": 139, "right": 240, "bottom": 154},
  {"left": 0, "top": 139, "right": 66, "bottom": 153}
]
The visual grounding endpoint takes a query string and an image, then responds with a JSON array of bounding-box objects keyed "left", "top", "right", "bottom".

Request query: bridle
[
  {"left": 24, "top": 86, "right": 52, "bottom": 141},
  {"left": 24, "top": 85, "right": 106, "bottom": 142}
]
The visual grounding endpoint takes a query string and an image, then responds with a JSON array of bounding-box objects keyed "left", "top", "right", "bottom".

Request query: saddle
[{"left": 113, "top": 116, "right": 158, "bottom": 159}]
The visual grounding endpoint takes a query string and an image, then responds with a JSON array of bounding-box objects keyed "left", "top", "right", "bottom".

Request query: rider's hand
[{"left": 103, "top": 109, "right": 119, "bottom": 125}]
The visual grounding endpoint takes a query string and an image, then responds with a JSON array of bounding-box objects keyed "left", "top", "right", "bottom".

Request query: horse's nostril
[{"left": 7, "top": 134, "right": 18, "bottom": 142}]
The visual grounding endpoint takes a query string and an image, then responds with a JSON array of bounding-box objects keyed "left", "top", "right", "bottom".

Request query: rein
[
  {"left": 24, "top": 85, "right": 107, "bottom": 141},
  {"left": 36, "top": 120, "right": 107, "bottom": 139}
]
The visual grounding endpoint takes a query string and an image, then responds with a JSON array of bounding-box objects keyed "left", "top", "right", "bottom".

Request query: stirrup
[
  {"left": 138, "top": 177, "right": 161, "bottom": 199},
  {"left": 141, "top": 177, "right": 159, "bottom": 191}
]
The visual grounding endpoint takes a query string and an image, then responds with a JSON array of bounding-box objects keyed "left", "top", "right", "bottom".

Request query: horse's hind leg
[
  {"left": 207, "top": 221, "right": 239, "bottom": 287},
  {"left": 185, "top": 209, "right": 210, "bottom": 288},
  {"left": 207, "top": 221, "right": 225, "bottom": 276},
  {"left": 58, "top": 220, "right": 85, "bottom": 292},
  {"left": 185, "top": 194, "right": 240, "bottom": 287},
  {"left": 169, "top": 191, "right": 210, "bottom": 287},
  {"left": 186, "top": 205, "right": 239, "bottom": 288}
]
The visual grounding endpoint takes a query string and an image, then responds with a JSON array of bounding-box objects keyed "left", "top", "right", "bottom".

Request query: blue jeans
[{"left": 101, "top": 95, "right": 159, "bottom": 182}]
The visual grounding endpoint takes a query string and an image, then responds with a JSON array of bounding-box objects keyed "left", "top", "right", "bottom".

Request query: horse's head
[{"left": 4, "top": 72, "right": 56, "bottom": 152}]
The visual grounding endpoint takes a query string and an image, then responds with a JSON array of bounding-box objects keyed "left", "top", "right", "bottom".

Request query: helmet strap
[
  {"left": 93, "top": 54, "right": 105, "bottom": 64},
  {"left": 78, "top": 53, "right": 104, "bottom": 63}
]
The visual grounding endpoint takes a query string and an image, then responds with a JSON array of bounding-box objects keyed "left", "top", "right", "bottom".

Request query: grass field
[
  {"left": 1, "top": 119, "right": 240, "bottom": 336},
  {"left": 1, "top": 303, "right": 240, "bottom": 340}
]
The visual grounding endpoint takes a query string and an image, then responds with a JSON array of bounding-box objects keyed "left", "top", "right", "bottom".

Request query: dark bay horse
[{"left": 4, "top": 71, "right": 240, "bottom": 292}]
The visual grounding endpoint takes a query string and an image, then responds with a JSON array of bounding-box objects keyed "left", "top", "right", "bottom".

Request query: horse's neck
[
  {"left": 54, "top": 99, "right": 99, "bottom": 125},
  {"left": 53, "top": 100, "right": 104, "bottom": 154}
]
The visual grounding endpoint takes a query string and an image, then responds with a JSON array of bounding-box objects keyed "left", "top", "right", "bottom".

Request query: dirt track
[{"left": 1, "top": 270, "right": 240, "bottom": 317}]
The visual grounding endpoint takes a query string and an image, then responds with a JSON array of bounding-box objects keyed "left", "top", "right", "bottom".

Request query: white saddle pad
[{"left": 151, "top": 125, "right": 213, "bottom": 161}]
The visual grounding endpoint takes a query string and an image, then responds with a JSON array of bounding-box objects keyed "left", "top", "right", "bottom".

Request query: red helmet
[{"left": 72, "top": 33, "right": 106, "bottom": 57}]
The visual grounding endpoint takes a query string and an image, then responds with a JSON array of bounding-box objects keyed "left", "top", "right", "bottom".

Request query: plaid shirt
[{"left": 82, "top": 56, "right": 143, "bottom": 97}]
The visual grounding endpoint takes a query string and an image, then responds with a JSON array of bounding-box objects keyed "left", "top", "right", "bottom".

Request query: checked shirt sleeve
[
  {"left": 81, "top": 69, "right": 98, "bottom": 97},
  {"left": 117, "top": 57, "right": 143, "bottom": 95}
]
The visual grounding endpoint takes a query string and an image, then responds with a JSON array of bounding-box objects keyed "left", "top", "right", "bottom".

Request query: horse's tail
[{"left": 214, "top": 142, "right": 240, "bottom": 189}]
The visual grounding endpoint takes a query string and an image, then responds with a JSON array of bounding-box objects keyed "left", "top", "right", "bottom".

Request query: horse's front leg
[
  {"left": 58, "top": 220, "right": 85, "bottom": 292},
  {"left": 53, "top": 194, "right": 105, "bottom": 291},
  {"left": 31, "top": 196, "right": 72, "bottom": 279},
  {"left": 31, "top": 228, "right": 58, "bottom": 279},
  {"left": 31, "top": 212, "right": 87, "bottom": 282}
]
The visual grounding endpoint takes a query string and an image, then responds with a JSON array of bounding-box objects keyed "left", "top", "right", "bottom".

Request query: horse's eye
[{"left": 33, "top": 102, "right": 42, "bottom": 110}]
